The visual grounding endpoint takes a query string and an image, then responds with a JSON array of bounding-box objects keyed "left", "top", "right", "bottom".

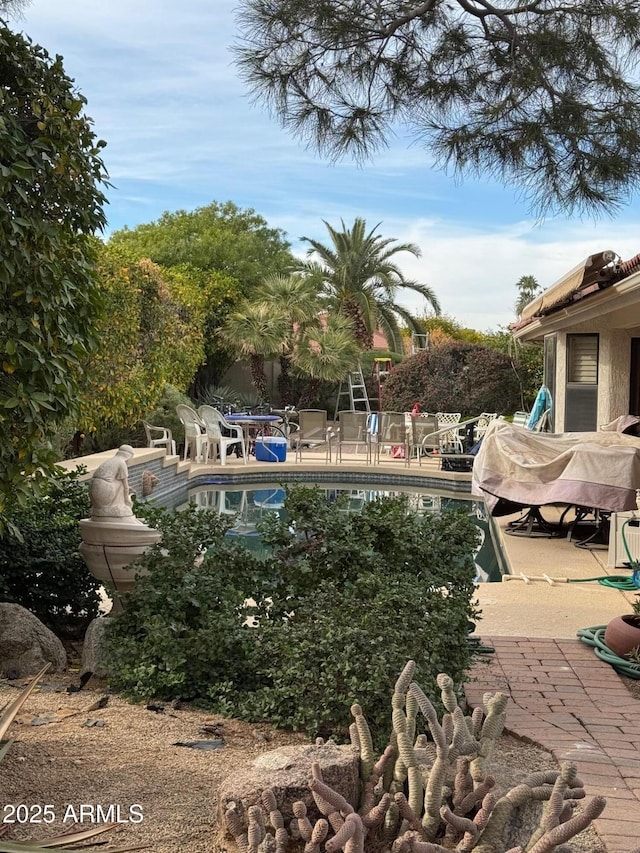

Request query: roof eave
[{"left": 514, "top": 268, "right": 640, "bottom": 341}]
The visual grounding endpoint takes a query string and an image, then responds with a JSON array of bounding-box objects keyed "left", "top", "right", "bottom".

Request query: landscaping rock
[
  {"left": 0, "top": 603, "right": 66, "bottom": 678},
  {"left": 80, "top": 616, "right": 112, "bottom": 679},
  {"left": 217, "top": 742, "right": 359, "bottom": 827}
]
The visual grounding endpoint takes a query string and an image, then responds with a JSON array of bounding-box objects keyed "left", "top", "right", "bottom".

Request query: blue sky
[{"left": 15, "top": 0, "right": 640, "bottom": 331}]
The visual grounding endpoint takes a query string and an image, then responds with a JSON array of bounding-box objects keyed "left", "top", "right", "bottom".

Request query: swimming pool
[{"left": 168, "top": 481, "right": 505, "bottom": 582}]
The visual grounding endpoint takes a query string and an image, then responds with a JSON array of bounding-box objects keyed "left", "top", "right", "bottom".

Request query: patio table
[{"left": 225, "top": 414, "right": 285, "bottom": 455}]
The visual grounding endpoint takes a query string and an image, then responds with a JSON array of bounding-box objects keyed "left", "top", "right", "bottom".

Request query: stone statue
[
  {"left": 80, "top": 445, "right": 160, "bottom": 612},
  {"left": 89, "top": 445, "right": 137, "bottom": 520}
]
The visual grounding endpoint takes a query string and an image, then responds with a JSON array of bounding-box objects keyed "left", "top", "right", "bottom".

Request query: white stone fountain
[{"left": 79, "top": 445, "right": 161, "bottom": 612}]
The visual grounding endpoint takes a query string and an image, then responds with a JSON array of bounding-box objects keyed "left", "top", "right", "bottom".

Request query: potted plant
[{"left": 604, "top": 593, "right": 640, "bottom": 658}]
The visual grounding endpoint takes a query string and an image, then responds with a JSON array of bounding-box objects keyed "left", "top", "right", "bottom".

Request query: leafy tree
[
  {"left": 419, "top": 313, "right": 486, "bottom": 346},
  {"left": 302, "top": 218, "right": 440, "bottom": 351},
  {"left": 0, "top": 27, "right": 108, "bottom": 530},
  {"left": 381, "top": 341, "right": 520, "bottom": 414},
  {"left": 235, "top": 0, "right": 640, "bottom": 217},
  {"left": 109, "top": 201, "right": 294, "bottom": 391},
  {"left": 514, "top": 274, "right": 542, "bottom": 318},
  {"left": 77, "top": 245, "right": 206, "bottom": 438},
  {"left": 483, "top": 329, "right": 543, "bottom": 411},
  {"left": 109, "top": 200, "right": 293, "bottom": 288},
  {"left": 0, "top": 1, "right": 30, "bottom": 17}
]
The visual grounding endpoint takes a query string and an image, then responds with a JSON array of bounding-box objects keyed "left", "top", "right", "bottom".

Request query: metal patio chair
[
  {"left": 335, "top": 410, "right": 372, "bottom": 462},
  {"left": 373, "top": 411, "right": 408, "bottom": 463},
  {"left": 435, "top": 412, "right": 464, "bottom": 453},
  {"left": 293, "top": 409, "right": 335, "bottom": 463},
  {"left": 406, "top": 413, "right": 440, "bottom": 466}
]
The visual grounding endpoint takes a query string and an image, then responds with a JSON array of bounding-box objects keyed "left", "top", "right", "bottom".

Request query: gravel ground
[{"left": 0, "top": 667, "right": 624, "bottom": 853}]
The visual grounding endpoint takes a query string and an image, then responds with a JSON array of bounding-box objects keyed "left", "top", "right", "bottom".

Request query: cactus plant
[{"left": 223, "top": 661, "right": 628, "bottom": 853}]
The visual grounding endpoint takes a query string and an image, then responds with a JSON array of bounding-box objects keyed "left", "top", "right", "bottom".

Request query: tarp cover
[{"left": 472, "top": 419, "right": 640, "bottom": 515}]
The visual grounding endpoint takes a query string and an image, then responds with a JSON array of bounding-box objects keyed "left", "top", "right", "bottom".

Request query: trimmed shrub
[
  {"left": 0, "top": 468, "right": 100, "bottom": 638},
  {"left": 381, "top": 341, "right": 520, "bottom": 414},
  {"left": 107, "top": 486, "right": 479, "bottom": 745}
]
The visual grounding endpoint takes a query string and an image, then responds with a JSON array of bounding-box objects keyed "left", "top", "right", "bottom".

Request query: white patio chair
[
  {"left": 176, "top": 405, "right": 210, "bottom": 463},
  {"left": 435, "top": 412, "right": 464, "bottom": 453},
  {"left": 142, "top": 421, "right": 176, "bottom": 456},
  {"left": 198, "top": 405, "right": 246, "bottom": 465},
  {"left": 475, "top": 412, "right": 498, "bottom": 440}
]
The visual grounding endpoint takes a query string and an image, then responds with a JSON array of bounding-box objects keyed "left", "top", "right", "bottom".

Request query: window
[
  {"left": 565, "top": 334, "right": 598, "bottom": 431},
  {"left": 567, "top": 334, "right": 598, "bottom": 384}
]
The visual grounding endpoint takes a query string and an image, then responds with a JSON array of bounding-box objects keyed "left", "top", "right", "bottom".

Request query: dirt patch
[{"left": 0, "top": 669, "right": 614, "bottom": 853}]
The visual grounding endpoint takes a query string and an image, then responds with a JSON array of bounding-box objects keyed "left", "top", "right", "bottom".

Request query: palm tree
[
  {"left": 221, "top": 303, "right": 287, "bottom": 401},
  {"left": 301, "top": 218, "right": 440, "bottom": 351},
  {"left": 293, "top": 314, "right": 362, "bottom": 408},
  {"left": 515, "top": 275, "right": 542, "bottom": 318},
  {"left": 253, "top": 273, "right": 321, "bottom": 405}
]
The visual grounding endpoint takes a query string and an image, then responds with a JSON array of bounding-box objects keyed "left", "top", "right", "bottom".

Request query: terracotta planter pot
[{"left": 604, "top": 614, "right": 640, "bottom": 658}]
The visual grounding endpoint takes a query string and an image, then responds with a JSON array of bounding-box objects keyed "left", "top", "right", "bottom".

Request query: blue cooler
[{"left": 254, "top": 435, "right": 287, "bottom": 462}]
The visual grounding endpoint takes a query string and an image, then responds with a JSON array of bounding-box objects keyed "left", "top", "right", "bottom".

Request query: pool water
[{"left": 175, "top": 483, "right": 504, "bottom": 582}]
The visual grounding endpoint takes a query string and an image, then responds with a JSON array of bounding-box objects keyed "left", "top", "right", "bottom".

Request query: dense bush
[
  {"left": 106, "top": 486, "right": 479, "bottom": 745},
  {"left": 0, "top": 468, "right": 100, "bottom": 637},
  {"left": 142, "top": 383, "right": 195, "bottom": 448},
  {"left": 381, "top": 341, "right": 520, "bottom": 414},
  {"left": 106, "top": 504, "right": 260, "bottom": 698}
]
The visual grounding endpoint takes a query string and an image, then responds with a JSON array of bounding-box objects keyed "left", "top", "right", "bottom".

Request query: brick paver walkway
[{"left": 464, "top": 637, "right": 640, "bottom": 853}]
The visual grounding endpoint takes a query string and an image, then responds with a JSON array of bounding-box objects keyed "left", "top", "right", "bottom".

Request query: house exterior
[{"left": 513, "top": 250, "right": 640, "bottom": 432}]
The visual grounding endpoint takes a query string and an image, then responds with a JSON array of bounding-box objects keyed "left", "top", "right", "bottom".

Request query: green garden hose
[
  {"left": 568, "top": 517, "right": 640, "bottom": 590},
  {"left": 576, "top": 625, "right": 640, "bottom": 679},
  {"left": 567, "top": 575, "right": 639, "bottom": 590}
]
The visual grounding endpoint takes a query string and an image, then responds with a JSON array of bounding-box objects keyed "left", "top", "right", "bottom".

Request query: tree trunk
[
  {"left": 250, "top": 354, "right": 268, "bottom": 402},
  {"left": 298, "top": 378, "right": 320, "bottom": 409},
  {"left": 278, "top": 351, "right": 294, "bottom": 406},
  {"left": 343, "top": 301, "right": 373, "bottom": 350}
]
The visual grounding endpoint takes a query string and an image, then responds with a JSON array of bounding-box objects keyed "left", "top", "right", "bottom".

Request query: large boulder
[
  {"left": 217, "top": 742, "right": 359, "bottom": 829},
  {"left": 0, "top": 603, "right": 66, "bottom": 678}
]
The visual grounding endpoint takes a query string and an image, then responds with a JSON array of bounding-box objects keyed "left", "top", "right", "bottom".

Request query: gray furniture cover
[{"left": 472, "top": 419, "right": 640, "bottom": 516}]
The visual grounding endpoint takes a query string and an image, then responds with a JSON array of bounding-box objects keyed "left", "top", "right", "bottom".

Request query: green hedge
[
  {"left": 0, "top": 468, "right": 101, "bottom": 638},
  {"left": 106, "top": 485, "right": 479, "bottom": 745},
  {"left": 382, "top": 341, "right": 520, "bottom": 414}
]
